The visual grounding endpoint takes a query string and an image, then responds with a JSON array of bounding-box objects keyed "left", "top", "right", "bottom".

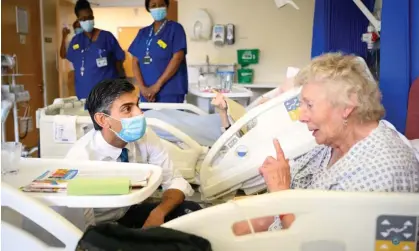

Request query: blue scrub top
[
  {"left": 128, "top": 21, "right": 188, "bottom": 97},
  {"left": 67, "top": 30, "right": 125, "bottom": 99}
]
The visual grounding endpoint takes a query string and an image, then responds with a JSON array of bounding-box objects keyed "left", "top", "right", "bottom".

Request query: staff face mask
[
  {"left": 80, "top": 20, "right": 95, "bottom": 33},
  {"left": 150, "top": 7, "right": 167, "bottom": 21},
  {"left": 74, "top": 27, "right": 84, "bottom": 34}
]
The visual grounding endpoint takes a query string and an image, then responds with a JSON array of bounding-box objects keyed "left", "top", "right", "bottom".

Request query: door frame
[
  {"left": 117, "top": 26, "right": 143, "bottom": 78},
  {"left": 39, "top": 0, "right": 48, "bottom": 106}
]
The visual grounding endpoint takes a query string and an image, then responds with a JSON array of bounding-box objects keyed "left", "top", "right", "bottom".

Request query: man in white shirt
[{"left": 66, "top": 78, "right": 201, "bottom": 228}]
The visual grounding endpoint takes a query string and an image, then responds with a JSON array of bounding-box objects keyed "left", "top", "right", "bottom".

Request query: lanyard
[
  {"left": 80, "top": 33, "right": 104, "bottom": 77},
  {"left": 80, "top": 48, "right": 103, "bottom": 77},
  {"left": 146, "top": 20, "right": 167, "bottom": 55},
  {"left": 80, "top": 34, "right": 93, "bottom": 76}
]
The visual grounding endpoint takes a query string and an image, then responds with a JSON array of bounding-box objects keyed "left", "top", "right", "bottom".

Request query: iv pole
[
  {"left": 1, "top": 54, "right": 37, "bottom": 158},
  {"left": 353, "top": 0, "right": 381, "bottom": 34},
  {"left": 1, "top": 54, "right": 21, "bottom": 143}
]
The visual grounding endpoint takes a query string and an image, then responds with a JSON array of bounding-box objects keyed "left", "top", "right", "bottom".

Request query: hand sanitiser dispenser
[
  {"left": 212, "top": 24, "right": 226, "bottom": 46},
  {"left": 226, "top": 24, "right": 235, "bottom": 45}
]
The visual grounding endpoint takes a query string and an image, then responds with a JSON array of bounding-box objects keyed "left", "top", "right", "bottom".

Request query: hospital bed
[
  {"left": 36, "top": 86, "right": 279, "bottom": 157},
  {"left": 2, "top": 183, "right": 83, "bottom": 251},
  {"left": 35, "top": 86, "right": 278, "bottom": 161},
  {"left": 164, "top": 190, "right": 419, "bottom": 251},
  {"left": 37, "top": 87, "right": 318, "bottom": 201},
  {"left": 2, "top": 182, "right": 418, "bottom": 251},
  {"left": 1, "top": 157, "right": 163, "bottom": 249},
  {"left": 139, "top": 87, "right": 279, "bottom": 116},
  {"left": 36, "top": 99, "right": 205, "bottom": 183}
]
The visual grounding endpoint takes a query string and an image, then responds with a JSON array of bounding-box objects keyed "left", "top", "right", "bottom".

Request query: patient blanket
[{"left": 144, "top": 109, "right": 223, "bottom": 146}]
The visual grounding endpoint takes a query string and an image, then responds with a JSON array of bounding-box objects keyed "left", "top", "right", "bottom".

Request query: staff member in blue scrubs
[
  {"left": 66, "top": 0, "right": 126, "bottom": 99},
  {"left": 129, "top": 0, "right": 188, "bottom": 103}
]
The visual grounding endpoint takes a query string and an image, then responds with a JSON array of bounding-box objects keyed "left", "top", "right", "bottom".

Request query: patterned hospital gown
[{"left": 269, "top": 121, "right": 419, "bottom": 230}]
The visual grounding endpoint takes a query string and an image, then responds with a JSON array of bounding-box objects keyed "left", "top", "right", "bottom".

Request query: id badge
[
  {"left": 96, "top": 57, "right": 108, "bottom": 68},
  {"left": 143, "top": 55, "right": 152, "bottom": 65}
]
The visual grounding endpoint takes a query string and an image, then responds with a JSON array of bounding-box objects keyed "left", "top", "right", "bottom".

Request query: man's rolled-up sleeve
[{"left": 145, "top": 129, "right": 194, "bottom": 196}]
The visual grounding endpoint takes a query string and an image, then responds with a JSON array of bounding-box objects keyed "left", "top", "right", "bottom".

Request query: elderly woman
[{"left": 233, "top": 53, "right": 419, "bottom": 235}]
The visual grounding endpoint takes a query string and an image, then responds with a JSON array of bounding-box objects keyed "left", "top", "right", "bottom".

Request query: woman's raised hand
[
  {"left": 211, "top": 93, "right": 227, "bottom": 111},
  {"left": 259, "top": 139, "right": 291, "bottom": 192}
]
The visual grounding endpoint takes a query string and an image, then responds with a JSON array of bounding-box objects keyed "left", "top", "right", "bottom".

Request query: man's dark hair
[
  {"left": 85, "top": 79, "right": 135, "bottom": 130},
  {"left": 145, "top": 0, "right": 170, "bottom": 12},
  {"left": 75, "top": 0, "right": 92, "bottom": 17}
]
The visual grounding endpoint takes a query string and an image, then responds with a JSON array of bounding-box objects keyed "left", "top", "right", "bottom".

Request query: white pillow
[
  {"left": 382, "top": 120, "right": 419, "bottom": 161},
  {"left": 410, "top": 139, "right": 419, "bottom": 153}
]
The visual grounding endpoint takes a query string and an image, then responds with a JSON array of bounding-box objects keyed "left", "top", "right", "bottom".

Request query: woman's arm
[
  {"left": 233, "top": 139, "right": 296, "bottom": 234},
  {"left": 115, "top": 60, "right": 125, "bottom": 78},
  {"left": 132, "top": 56, "right": 149, "bottom": 98},
  {"left": 150, "top": 50, "right": 185, "bottom": 93},
  {"left": 109, "top": 33, "right": 126, "bottom": 78},
  {"left": 127, "top": 29, "right": 150, "bottom": 99},
  {"left": 148, "top": 23, "right": 188, "bottom": 99},
  {"left": 60, "top": 27, "right": 70, "bottom": 59},
  {"left": 219, "top": 110, "right": 230, "bottom": 128},
  {"left": 232, "top": 214, "right": 295, "bottom": 236},
  {"left": 211, "top": 93, "right": 230, "bottom": 128},
  {"left": 233, "top": 216, "right": 275, "bottom": 236}
]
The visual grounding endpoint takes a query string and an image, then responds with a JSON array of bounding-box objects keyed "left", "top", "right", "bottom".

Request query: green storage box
[
  {"left": 237, "top": 68, "right": 254, "bottom": 84},
  {"left": 237, "top": 49, "right": 259, "bottom": 66}
]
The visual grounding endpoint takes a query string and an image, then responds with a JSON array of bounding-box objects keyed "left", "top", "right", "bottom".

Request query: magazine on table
[{"left": 21, "top": 168, "right": 152, "bottom": 193}]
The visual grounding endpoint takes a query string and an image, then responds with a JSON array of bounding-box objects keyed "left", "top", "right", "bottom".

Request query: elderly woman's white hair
[{"left": 294, "top": 52, "right": 385, "bottom": 123}]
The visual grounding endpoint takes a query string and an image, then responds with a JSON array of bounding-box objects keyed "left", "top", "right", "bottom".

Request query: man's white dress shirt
[{"left": 66, "top": 128, "right": 194, "bottom": 225}]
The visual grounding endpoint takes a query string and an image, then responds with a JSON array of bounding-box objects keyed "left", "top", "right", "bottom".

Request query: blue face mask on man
[
  {"left": 80, "top": 20, "right": 95, "bottom": 33},
  {"left": 150, "top": 7, "right": 167, "bottom": 21},
  {"left": 107, "top": 114, "right": 147, "bottom": 143},
  {"left": 74, "top": 27, "right": 84, "bottom": 35}
]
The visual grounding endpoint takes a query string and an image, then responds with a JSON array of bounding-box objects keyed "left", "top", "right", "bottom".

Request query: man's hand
[
  {"left": 143, "top": 208, "right": 165, "bottom": 228},
  {"left": 259, "top": 139, "right": 291, "bottom": 192},
  {"left": 62, "top": 27, "right": 70, "bottom": 38}
]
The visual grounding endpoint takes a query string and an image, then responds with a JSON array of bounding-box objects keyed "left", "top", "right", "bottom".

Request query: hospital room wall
[
  {"left": 92, "top": 1, "right": 178, "bottom": 37},
  {"left": 92, "top": 7, "right": 154, "bottom": 39},
  {"left": 93, "top": 7, "right": 153, "bottom": 80},
  {"left": 92, "top": 1, "right": 178, "bottom": 78},
  {"left": 178, "top": 0, "right": 315, "bottom": 84},
  {"left": 1, "top": 0, "right": 44, "bottom": 148}
]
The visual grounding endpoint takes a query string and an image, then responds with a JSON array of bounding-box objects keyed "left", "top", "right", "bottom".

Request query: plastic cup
[
  {"left": 218, "top": 71, "right": 234, "bottom": 92},
  {"left": 1, "top": 142, "right": 22, "bottom": 175}
]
